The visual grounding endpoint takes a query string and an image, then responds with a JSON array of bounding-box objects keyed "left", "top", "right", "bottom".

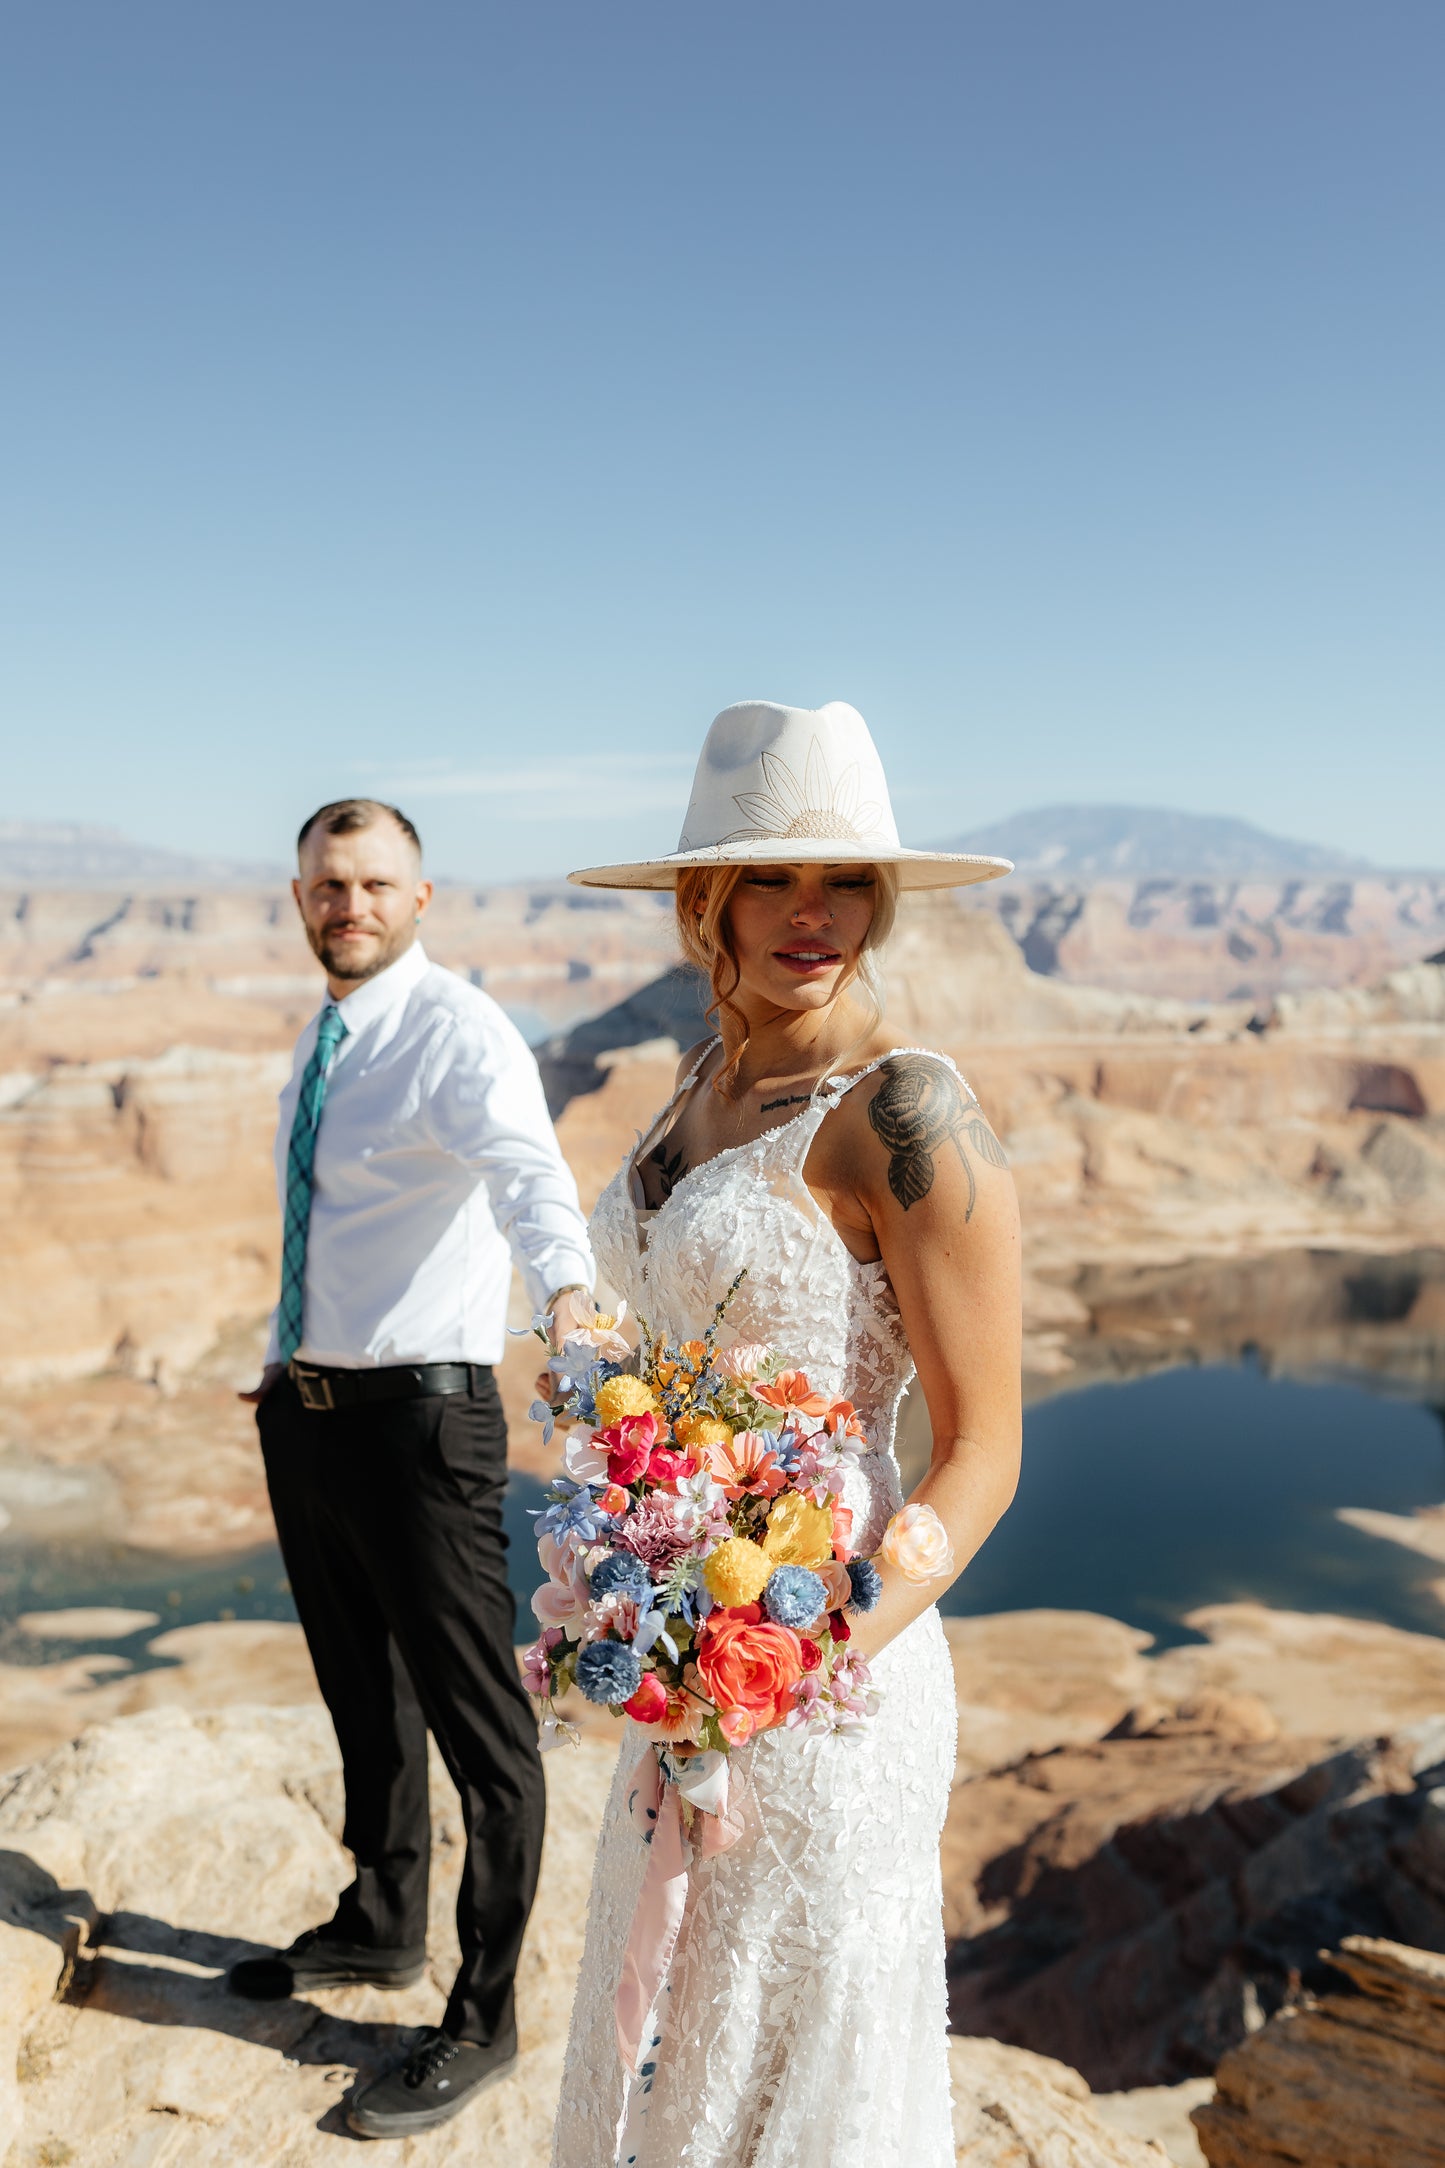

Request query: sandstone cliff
[
  {"left": 982, "top": 875, "right": 1445, "bottom": 1003},
  {"left": 1193, "top": 1936, "right": 1445, "bottom": 2168}
]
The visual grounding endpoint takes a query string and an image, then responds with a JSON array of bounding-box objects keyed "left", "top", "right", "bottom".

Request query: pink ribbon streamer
[{"left": 615, "top": 1748, "right": 744, "bottom": 2076}]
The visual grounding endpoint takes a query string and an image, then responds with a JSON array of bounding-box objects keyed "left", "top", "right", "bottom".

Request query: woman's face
[{"left": 722, "top": 863, "right": 879, "bottom": 1015}]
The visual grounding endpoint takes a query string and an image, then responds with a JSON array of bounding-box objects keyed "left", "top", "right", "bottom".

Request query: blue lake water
[
  {"left": 3, "top": 1352, "right": 1443, "bottom": 1666},
  {"left": 937, "top": 1358, "right": 1445, "bottom": 1646}
]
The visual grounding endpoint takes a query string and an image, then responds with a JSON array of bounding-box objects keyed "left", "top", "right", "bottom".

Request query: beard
[{"left": 304, "top": 916, "right": 415, "bottom": 986}]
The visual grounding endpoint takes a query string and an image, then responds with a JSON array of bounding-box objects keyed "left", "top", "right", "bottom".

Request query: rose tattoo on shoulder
[{"left": 866, "top": 1056, "right": 1008, "bottom": 1217}]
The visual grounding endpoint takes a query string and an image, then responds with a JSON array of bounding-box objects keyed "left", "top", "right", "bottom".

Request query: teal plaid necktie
[{"left": 277, "top": 1005, "right": 348, "bottom": 1363}]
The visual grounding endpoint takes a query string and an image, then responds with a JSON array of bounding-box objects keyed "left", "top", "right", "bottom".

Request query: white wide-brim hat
[{"left": 569, "top": 700, "right": 1013, "bottom": 892}]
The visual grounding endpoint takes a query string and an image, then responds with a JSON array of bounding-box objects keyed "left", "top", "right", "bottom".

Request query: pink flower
[
  {"left": 624, "top": 1671, "right": 669, "bottom": 1723},
  {"left": 601, "top": 1410, "right": 663, "bottom": 1485},
  {"left": 531, "top": 1533, "right": 591, "bottom": 1631},
  {"left": 713, "top": 1341, "right": 773, "bottom": 1380},
  {"left": 646, "top": 1444, "right": 696, "bottom": 1485},
  {"left": 586, "top": 1591, "right": 642, "bottom": 1642},
  {"left": 704, "top": 1429, "right": 789, "bottom": 1502},
  {"left": 521, "top": 1628, "right": 561, "bottom": 1694},
  {"left": 615, "top": 1492, "right": 704, "bottom": 1574}
]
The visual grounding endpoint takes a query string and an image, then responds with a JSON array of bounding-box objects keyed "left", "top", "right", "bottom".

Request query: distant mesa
[
  {"left": 0, "top": 821, "right": 282, "bottom": 888},
  {"left": 936, "top": 804, "right": 1393, "bottom": 882}
]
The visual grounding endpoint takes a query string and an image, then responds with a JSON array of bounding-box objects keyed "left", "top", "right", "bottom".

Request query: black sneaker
[
  {"left": 227, "top": 1926, "right": 427, "bottom": 2000},
  {"left": 346, "top": 2026, "right": 519, "bottom": 2137}
]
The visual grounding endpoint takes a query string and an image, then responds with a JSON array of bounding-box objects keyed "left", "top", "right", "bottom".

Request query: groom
[{"left": 231, "top": 797, "right": 596, "bottom": 2139}]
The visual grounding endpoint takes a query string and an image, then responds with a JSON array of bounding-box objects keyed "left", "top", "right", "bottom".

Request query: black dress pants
[{"left": 257, "top": 1369, "right": 543, "bottom": 2046}]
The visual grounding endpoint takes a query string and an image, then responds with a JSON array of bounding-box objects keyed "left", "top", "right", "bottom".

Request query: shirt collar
[{"left": 322, "top": 938, "right": 431, "bottom": 1036}]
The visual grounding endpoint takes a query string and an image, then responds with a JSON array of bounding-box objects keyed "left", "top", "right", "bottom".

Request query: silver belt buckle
[{"left": 292, "top": 1363, "right": 335, "bottom": 1412}]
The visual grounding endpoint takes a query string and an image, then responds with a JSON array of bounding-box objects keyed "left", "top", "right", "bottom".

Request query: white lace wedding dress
[{"left": 550, "top": 1044, "right": 960, "bottom": 2168}]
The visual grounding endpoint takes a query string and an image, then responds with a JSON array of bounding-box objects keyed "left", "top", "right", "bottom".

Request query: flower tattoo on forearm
[{"left": 866, "top": 1056, "right": 1008, "bottom": 1217}]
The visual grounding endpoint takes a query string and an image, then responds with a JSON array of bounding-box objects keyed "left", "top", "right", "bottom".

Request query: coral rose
[
  {"left": 761, "top": 1492, "right": 834, "bottom": 1570},
  {"left": 696, "top": 1613, "right": 804, "bottom": 1729},
  {"left": 878, "top": 1502, "right": 956, "bottom": 1585}
]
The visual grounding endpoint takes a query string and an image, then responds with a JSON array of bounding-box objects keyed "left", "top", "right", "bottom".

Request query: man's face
[{"left": 293, "top": 819, "right": 433, "bottom": 991}]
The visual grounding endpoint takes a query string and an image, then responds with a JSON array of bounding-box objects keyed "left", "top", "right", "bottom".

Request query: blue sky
[{"left": 2, "top": 3, "right": 1441, "bottom": 880}]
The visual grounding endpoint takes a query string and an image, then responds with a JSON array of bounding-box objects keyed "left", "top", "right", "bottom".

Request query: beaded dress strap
[
  {"left": 773, "top": 1047, "right": 975, "bottom": 1179},
  {"left": 816, "top": 1045, "right": 975, "bottom": 1108}
]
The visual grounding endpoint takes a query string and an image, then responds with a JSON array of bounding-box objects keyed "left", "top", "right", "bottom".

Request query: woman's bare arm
[{"left": 838, "top": 1054, "right": 1022, "bottom": 1660}]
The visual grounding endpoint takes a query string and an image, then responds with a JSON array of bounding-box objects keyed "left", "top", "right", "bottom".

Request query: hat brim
[{"left": 567, "top": 841, "right": 1014, "bottom": 892}]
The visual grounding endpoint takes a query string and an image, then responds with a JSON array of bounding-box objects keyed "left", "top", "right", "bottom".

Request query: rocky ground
[
  {"left": 4, "top": 1597, "right": 1445, "bottom": 2161},
  {"left": 0, "top": 1698, "right": 1192, "bottom": 2167}
]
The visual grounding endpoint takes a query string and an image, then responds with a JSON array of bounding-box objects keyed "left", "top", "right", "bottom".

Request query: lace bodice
[
  {"left": 552, "top": 1045, "right": 964, "bottom": 2168},
  {"left": 589, "top": 1040, "right": 970, "bottom": 1557}
]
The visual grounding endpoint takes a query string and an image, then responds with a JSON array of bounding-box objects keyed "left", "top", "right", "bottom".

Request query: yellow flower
[
  {"left": 676, "top": 1413, "right": 733, "bottom": 1452},
  {"left": 593, "top": 1375, "right": 660, "bottom": 1427},
  {"left": 703, "top": 1537, "right": 773, "bottom": 1608},
  {"left": 761, "top": 1493, "right": 834, "bottom": 1570}
]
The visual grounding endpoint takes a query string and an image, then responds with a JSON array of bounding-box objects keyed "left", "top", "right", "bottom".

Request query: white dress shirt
[{"left": 265, "top": 941, "right": 594, "bottom": 1368}]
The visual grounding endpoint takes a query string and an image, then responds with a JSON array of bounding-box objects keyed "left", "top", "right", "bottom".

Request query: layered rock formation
[
  {"left": 0, "top": 1702, "right": 1175, "bottom": 2166},
  {"left": 942, "top": 1603, "right": 1445, "bottom": 2093},
  {"left": 1193, "top": 1936, "right": 1445, "bottom": 2168},
  {"left": 981, "top": 875, "right": 1445, "bottom": 1003}
]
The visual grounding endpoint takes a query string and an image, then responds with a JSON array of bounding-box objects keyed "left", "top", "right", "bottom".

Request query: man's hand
[
  {"left": 238, "top": 1362, "right": 286, "bottom": 1406},
  {"left": 535, "top": 1288, "right": 597, "bottom": 1400},
  {"left": 547, "top": 1288, "right": 597, "bottom": 1351}
]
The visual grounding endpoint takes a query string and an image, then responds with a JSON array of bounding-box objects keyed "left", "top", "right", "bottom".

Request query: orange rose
[{"left": 696, "top": 1612, "right": 804, "bottom": 1730}]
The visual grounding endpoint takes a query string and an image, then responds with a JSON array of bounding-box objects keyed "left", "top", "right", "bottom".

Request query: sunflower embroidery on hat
[{"left": 721, "top": 737, "right": 885, "bottom": 847}]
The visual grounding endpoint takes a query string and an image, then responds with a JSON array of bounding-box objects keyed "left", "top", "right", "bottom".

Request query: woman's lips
[{"left": 773, "top": 946, "right": 841, "bottom": 974}]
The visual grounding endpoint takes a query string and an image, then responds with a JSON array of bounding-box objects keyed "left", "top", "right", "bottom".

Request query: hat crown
[{"left": 677, "top": 701, "right": 902, "bottom": 858}]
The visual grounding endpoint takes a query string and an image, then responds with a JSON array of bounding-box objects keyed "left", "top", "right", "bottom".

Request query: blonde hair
[{"left": 675, "top": 862, "right": 900, "bottom": 1098}]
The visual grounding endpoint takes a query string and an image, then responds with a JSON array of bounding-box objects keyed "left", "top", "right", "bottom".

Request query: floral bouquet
[{"left": 520, "top": 1274, "right": 890, "bottom": 1757}]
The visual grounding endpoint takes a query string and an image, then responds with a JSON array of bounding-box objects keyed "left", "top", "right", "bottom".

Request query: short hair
[{"left": 296, "top": 798, "right": 422, "bottom": 860}]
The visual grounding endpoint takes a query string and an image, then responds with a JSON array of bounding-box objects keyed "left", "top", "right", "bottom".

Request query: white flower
[{"left": 563, "top": 1428, "right": 609, "bottom": 1483}]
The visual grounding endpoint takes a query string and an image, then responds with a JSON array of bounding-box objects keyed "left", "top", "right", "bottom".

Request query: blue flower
[
  {"left": 588, "top": 1550, "right": 654, "bottom": 1605},
  {"left": 533, "top": 1480, "right": 609, "bottom": 1547},
  {"left": 846, "top": 1558, "right": 883, "bottom": 1613},
  {"left": 762, "top": 1565, "right": 827, "bottom": 1629},
  {"left": 575, "top": 1639, "right": 643, "bottom": 1706}
]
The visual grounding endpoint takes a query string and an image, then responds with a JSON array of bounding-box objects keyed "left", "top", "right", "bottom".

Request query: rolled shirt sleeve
[{"left": 423, "top": 1005, "right": 595, "bottom": 1317}]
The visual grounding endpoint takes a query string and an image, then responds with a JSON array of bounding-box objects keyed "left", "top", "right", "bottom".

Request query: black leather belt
[{"left": 287, "top": 1359, "right": 489, "bottom": 1413}]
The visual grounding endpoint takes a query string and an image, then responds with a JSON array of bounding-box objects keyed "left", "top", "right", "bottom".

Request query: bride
[{"left": 550, "top": 700, "right": 1021, "bottom": 2168}]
